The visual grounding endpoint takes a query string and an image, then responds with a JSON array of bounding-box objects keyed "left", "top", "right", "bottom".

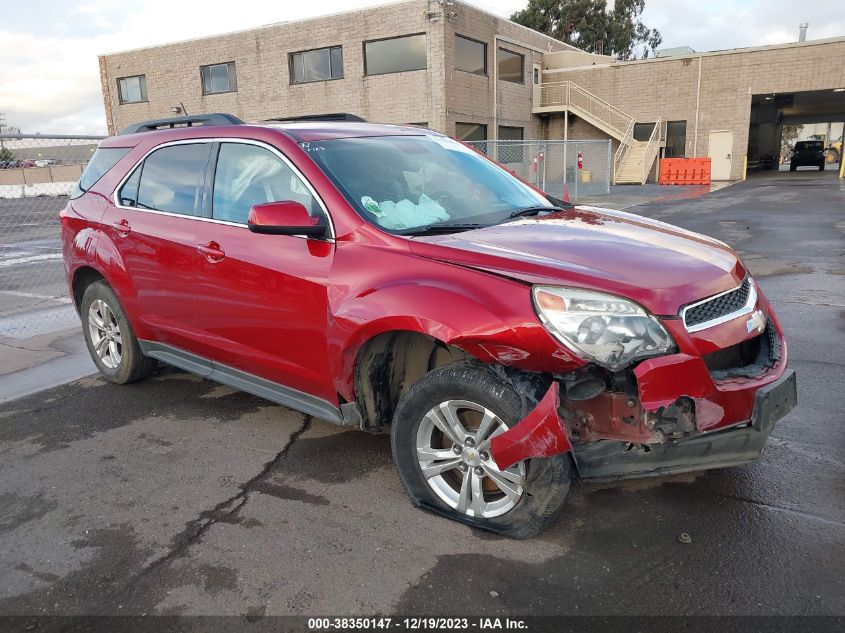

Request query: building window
[
  {"left": 117, "top": 75, "right": 148, "bottom": 104},
  {"left": 497, "top": 48, "right": 524, "bottom": 83},
  {"left": 455, "top": 35, "right": 486, "bottom": 75},
  {"left": 364, "top": 34, "right": 426, "bottom": 76},
  {"left": 633, "top": 122, "right": 657, "bottom": 141},
  {"left": 533, "top": 67, "right": 540, "bottom": 84},
  {"left": 456, "top": 122, "right": 487, "bottom": 141},
  {"left": 498, "top": 126, "right": 523, "bottom": 141},
  {"left": 201, "top": 62, "right": 237, "bottom": 94},
  {"left": 289, "top": 46, "right": 343, "bottom": 84},
  {"left": 498, "top": 126, "right": 524, "bottom": 162},
  {"left": 665, "top": 121, "right": 687, "bottom": 158}
]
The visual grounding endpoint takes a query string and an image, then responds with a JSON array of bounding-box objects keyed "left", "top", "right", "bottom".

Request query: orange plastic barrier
[{"left": 659, "top": 158, "right": 711, "bottom": 185}]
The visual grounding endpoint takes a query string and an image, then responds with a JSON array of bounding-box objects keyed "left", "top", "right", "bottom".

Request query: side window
[
  {"left": 118, "top": 166, "right": 141, "bottom": 206},
  {"left": 136, "top": 144, "right": 210, "bottom": 216},
  {"left": 72, "top": 147, "right": 131, "bottom": 199},
  {"left": 212, "top": 143, "right": 320, "bottom": 224}
]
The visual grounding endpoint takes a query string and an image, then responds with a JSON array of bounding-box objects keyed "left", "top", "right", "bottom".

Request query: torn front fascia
[{"left": 489, "top": 382, "right": 573, "bottom": 471}]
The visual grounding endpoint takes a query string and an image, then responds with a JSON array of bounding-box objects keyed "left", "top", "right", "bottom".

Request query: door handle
[
  {"left": 112, "top": 219, "right": 131, "bottom": 236},
  {"left": 198, "top": 241, "right": 225, "bottom": 263}
]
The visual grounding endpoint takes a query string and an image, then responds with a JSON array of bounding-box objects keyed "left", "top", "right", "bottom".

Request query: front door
[
  {"left": 193, "top": 141, "right": 335, "bottom": 401},
  {"left": 708, "top": 130, "right": 733, "bottom": 180}
]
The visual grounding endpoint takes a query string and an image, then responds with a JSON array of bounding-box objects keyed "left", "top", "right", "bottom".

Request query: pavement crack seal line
[
  {"left": 710, "top": 491, "right": 845, "bottom": 528},
  {"left": 35, "top": 415, "right": 313, "bottom": 629},
  {"left": 137, "top": 414, "right": 313, "bottom": 577}
]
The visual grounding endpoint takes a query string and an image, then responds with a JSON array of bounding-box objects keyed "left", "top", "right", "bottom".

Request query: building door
[
  {"left": 708, "top": 130, "right": 733, "bottom": 180},
  {"left": 532, "top": 62, "right": 542, "bottom": 105}
]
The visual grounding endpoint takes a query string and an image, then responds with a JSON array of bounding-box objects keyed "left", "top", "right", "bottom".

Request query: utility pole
[{"left": 0, "top": 113, "right": 5, "bottom": 151}]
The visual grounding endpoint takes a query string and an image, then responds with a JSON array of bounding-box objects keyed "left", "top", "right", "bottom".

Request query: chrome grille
[{"left": 682, "top": 277, "right": 754, "bottom": 331}]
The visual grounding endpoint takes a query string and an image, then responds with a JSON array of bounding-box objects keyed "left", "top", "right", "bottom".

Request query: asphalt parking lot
[
  {"left": 0, "top": 196, "right": 76, "bottom": 340},
  {"left": 0, "top": 172, "right": 843, "bottom": 623}
]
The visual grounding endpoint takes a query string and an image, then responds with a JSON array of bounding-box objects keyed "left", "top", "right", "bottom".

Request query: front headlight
[{"left": 532, "top": 286, "right": 675, "bottom": 371}]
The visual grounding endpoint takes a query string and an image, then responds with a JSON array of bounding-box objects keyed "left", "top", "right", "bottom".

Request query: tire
[
  {"left": 391, "top": 362, "right": 571, "bottom": 538},
  {"left": 789, "top": 163, "right": 796, "bottom": 171},
  {"left": 828, "top": 148, "right": 840, "bottom": 164},
  {"left": 80, "top": 280, "right": 157, "bottom": 384}
]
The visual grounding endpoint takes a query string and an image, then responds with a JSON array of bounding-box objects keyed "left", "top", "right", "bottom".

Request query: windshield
[{"left": 300, "top": 135, "right": 551, "bottom": 233}]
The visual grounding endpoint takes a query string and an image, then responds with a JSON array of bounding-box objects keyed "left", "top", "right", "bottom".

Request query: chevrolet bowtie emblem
[{"left": 746, "top": 310, "right": 766, "bottom": 334}]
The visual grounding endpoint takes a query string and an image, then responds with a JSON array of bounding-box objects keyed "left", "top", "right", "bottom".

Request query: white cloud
[{"left": 1, "top": 0, "right": 843, "bottom": 135}]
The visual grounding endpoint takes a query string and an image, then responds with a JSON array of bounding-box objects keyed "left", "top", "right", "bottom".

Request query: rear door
[
  {"left": 105, "top": 141, "right": 211, "bottom": 356},
  {"left": 193, "top": 140, "right": 335, "bottom": 401}
]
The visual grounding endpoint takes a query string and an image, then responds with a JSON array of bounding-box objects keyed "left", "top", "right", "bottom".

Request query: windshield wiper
[
  {"left": 400, "top": 222, "right": 488, "bottom": 236},
  {"left": 508, "top": 205, "right": 568, "bottom": 219}
]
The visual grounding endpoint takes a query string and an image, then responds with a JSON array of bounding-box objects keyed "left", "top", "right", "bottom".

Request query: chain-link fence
[
  {"left": 464, "top": 139, "right": 612, "bottom": 201},
  {"left": 0, "top": 134, "right": 105, "bottom": 340}
]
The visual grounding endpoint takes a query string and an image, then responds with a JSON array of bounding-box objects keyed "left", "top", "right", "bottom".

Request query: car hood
[{"left": 408, "top": 206, "right": 746, "bottom": 316}]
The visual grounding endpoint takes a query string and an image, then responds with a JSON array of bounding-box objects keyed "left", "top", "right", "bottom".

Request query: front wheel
[{"left": 391, "top": 363, "right": 571, "bottom": 538}]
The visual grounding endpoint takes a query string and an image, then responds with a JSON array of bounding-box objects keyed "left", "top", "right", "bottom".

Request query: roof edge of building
[
  {"left": 98, "top": 0, "right": 423, "bottom": 57},
  {"left": 452, "top": 0, "right": 578, "bottom": 52},
  {"left": 544, "top": 35, "right": 845, "bottom": 74}
]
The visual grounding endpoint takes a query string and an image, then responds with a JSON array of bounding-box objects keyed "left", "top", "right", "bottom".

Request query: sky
[{"left": 1, "top": 0, "right": 842, "bottom": 135}]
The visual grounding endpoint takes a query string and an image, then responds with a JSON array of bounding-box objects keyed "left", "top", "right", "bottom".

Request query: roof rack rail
[
  {"left": 266, "top": 113, "right": 367, "bottom": 123},
  {"left": 118, "top": 113, "right": 244, "bottom": 135}
]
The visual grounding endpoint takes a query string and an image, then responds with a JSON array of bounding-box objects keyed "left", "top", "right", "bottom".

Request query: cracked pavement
[{"left": 0, "top": 172, "right": 843, "bottom": 619}]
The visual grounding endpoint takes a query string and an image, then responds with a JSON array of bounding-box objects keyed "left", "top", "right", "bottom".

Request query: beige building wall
[
  {"left": 99, "top": 0, "right": 567, "bottom": 139},
  {"left": 543, "top": 38, "right": 845, "bottom": 180},
  {"left": 442, "top": 4, "right": 569, "bottom": 140},
  {"left": 100, "top": 1, "right": 444, "bottom": 135}
]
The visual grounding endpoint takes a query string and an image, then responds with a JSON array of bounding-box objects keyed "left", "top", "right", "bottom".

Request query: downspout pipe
[{"left": 693, "top": 55, "right": 702, "bottom": 156}]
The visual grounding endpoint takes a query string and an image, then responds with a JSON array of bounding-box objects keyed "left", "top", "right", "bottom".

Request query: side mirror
[{"left": 247, "top": 201, "right": 327, "bottom": 237}]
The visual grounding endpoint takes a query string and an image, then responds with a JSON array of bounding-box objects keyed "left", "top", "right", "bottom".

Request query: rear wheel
[
  {"left": 81, "top": 281, "right": 156, "bottom": 384},
  {"left": 391, "top": 363, "right": 571, "bottom": 538}
]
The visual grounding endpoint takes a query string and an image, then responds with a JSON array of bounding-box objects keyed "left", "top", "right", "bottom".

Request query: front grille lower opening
[{"left": 704, "top": 322, "right": 779, "bottom": 379}]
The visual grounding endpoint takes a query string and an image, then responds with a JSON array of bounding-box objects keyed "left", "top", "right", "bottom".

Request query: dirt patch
[{"left": 743, "top": 259, "right": 814, "bottom": 277}]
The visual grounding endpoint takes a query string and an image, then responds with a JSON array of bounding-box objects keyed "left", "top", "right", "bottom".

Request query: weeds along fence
[
  {"left": 0, "top": 134, "right": 105, "bottom": 339},
  {"left": 463, "top": 139, "right": 612, "bottom": 201}
]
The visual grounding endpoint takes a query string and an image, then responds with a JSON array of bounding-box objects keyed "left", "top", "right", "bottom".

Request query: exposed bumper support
[
  {"left": 574, "top": 368, "right": 797, "bottom": 481},
  {"left": 490, "top": 382, "right": 572, "bottom": 471}
]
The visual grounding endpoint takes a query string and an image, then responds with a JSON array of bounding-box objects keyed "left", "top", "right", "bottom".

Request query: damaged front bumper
[
  {"left": 490, "top": 368, "right": 797, "bottom": 481},
  {"left": 574, "top": 368, "right": 797, "bottom": 481}
]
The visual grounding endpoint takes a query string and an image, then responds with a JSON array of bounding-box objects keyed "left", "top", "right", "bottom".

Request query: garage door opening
[{"left": 747, "top": 88, "right": 844, "bottom": 178}]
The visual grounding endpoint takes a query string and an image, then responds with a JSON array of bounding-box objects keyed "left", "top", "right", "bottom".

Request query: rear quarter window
[{"left": 71, "top": 147, "right": 132, "bottom": 199}]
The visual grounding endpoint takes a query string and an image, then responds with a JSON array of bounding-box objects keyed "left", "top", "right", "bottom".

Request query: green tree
[
  {"left": 0, "top": 147, "right": 14, "bottom": 162},
  {"left": 511, "top": 0, "right": 662, "bottom": 60},
  {"left": 780, "top": 124, "right": 802, "bottom": 153}
]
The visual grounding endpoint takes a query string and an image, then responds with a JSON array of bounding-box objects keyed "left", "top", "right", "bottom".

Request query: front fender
[{"left": 328, "top": 244, "right": 585, "bottom": 401}]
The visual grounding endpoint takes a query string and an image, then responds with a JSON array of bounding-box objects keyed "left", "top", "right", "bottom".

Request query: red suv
[{"left": 61, "top": 114, "right": 796, "bottom": 537}]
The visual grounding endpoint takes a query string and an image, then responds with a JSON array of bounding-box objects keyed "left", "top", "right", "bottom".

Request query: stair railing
[
  {"left": 640, "top": 117, "right": 663, "bottom": 184},
  {"left": 613, "top": 120, "right": 635, "bottom": 185},
  {"left": 540, "top": 81, "right": 635, "bottom": 140}
]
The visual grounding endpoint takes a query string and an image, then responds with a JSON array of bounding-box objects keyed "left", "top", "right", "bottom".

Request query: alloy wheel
[
  {"left": 87, "top": 299, "right": 123, "bottom": 369},
  {"left": 415, "top": 399, "right": 526, "bottom": 518}
]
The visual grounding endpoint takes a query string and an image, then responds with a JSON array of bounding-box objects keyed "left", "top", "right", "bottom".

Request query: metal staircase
[{"left": 534, "top": 81, "right": 661, "bottom": 185}]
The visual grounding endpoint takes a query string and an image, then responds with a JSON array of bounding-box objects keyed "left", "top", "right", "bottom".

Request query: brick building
[
  {"left": 99, "top": 0, "right": 845, "bottom": 182},
  {"left": 98, "top": 0, "right": 571, "bottom": 141}
]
